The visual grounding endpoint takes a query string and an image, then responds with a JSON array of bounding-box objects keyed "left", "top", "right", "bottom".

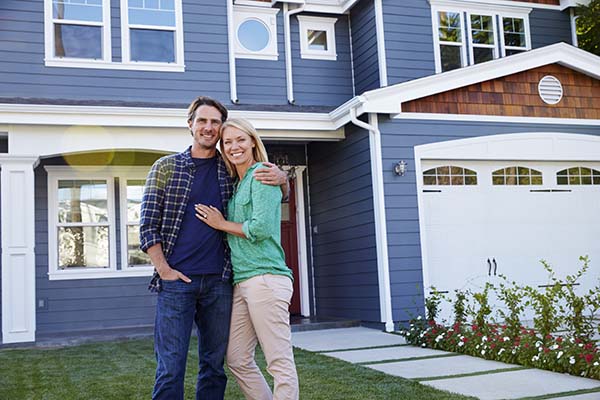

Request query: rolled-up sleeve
[
  {"left": 241, "top": 178, "right": 282, "bottom": 243},
  {"left": 139, "top": 161, "right": 166, "bottom": 252}
]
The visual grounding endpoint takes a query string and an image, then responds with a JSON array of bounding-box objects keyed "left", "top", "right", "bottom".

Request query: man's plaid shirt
[{"left": 140, "top": 146, "right": 234, "bottom": 292}]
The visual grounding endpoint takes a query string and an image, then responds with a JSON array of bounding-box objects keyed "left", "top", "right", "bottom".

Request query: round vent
[{"left": 538, "top": 75, "right": 563, "bottom": 105}]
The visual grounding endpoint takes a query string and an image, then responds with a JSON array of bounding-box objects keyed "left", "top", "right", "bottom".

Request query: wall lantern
[{"left": 394, "top": 160, "right": 407, "bottom": 176}]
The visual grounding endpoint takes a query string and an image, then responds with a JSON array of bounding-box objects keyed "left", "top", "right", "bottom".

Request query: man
[{"left": 140, "top": 96, "right": 287, "bottom": 400}]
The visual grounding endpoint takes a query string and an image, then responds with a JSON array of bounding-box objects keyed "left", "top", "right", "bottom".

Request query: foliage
[
  {"left": 576, "top": 0, "right": 600, "bottom": 56},
  {"left": 400, "top": 257, "right": 600, "bottom": 380}
]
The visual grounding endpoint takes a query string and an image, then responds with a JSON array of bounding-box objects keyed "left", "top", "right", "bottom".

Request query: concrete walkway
[{"left": 292, "top": 327, "right": 600, "bottom": 400}]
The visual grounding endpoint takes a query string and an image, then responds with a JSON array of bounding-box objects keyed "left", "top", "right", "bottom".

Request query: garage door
[{"left": 419, "top": 159, "right": 600, "bottom": 322}]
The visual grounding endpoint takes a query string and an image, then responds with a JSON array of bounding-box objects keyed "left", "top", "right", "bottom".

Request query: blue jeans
[{"left": 152, "top": 274, "right": 233, "bottom": 400}]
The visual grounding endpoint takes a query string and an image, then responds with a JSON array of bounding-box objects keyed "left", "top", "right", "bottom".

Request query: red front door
[{"left": 280, "top": 179, "right": 301, "bottom": 315}]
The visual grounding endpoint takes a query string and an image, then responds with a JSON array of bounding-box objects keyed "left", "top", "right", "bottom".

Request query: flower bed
[{"left": 400, "top": 257, "right": 600, "bottom": 379}]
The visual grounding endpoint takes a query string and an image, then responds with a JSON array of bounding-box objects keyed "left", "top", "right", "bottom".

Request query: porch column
[{"left": 0, "top": 155, "right": 39, "bottom": 343}]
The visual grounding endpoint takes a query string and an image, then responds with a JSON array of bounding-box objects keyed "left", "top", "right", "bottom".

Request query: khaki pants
[{"left": 226, "top": 274, "right": 299, "bottom": 400}]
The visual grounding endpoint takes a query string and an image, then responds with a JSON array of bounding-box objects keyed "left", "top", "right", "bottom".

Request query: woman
[{"left": 195, "top": 118, "right": 299, "bottom": 400}]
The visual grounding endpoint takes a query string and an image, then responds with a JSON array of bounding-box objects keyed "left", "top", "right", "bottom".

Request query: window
[
  {"left": 297, "top": 15, "right": 338, "bottom": 61},
  {"left": 557, "top": 167, "right": 600, "bottom": 186},
  {"left": 423, "top": 166, "right": 478, "bottom": 185},
  {"left": 500, "top": 15, "right": 529, "bottom": 56},
  {"left": 431, "top": 2, "right": 531, "bottom": 73},
  {"left": 234, "top": 6, "right": 279, "bottom": 60},
  {"left": 121, "top": 0, "right": 185, "bottom": 68},
  {"left": 492, "top": 166, "right": 542, "bottom": 185},
  {"left": 468, "top": 13, "right": 498, "bottom": 65},
  {"left": 120, "top": 178, "right": 152, "bottom": 269},
  {"left": 45, "top": 0, "right": 111, "bottom": 62},
  {"left": 44, "top": 0, "right": 184, "bottom": 71},
  {"left": 47, "top": 166, "right": 152, "bottom": 280}
]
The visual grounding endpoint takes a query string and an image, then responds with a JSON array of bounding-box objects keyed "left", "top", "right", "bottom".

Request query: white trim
[
  {"left": 362, "top": 43, "right": 600, "bottom": 114},
  {"left": 44, "top": 0, "right": 112, "bottom": 65},
  {"left": 233, "top": 5, "right": 279, "bottom": 61},
  {"left": 284, "top": 3, "right": 305, "bottom": 103},
  {"left": 431, "top": 6, "right": 468, "bottom": 74},
  {"left": 284, "top": 166, "right": 311, "bottom": 317},
  {"left": 374, "top": 0, "right": 388, "bottom": 87},
  {"left": 297, "top": 15, "right": 338, "bottom": 61},
  {"left": 570, "top": 10, "right": 579, "bottom": 47},
  {"left": 349, "top": 110, "right": 394, "bottom": 332},
  {"left": 118, "top": 168, "right": 154, "bottom": 274},
  {"left": 561, "top": 0, "right": 590, "bottom": 9},
  {"left": 46, "top": 166, "right": 118, "bottom": 281},
  {"left": 120, "top": 0, "right": 185, "bottom": 69},
  {"left": 0, "top": 156, "right": 39, "bottom": 343},
  {"left": 227, "top": 0, "right": 239, "bottom": 103},
  {"left": 393, "top": 112, "right": 600, "bottom": 126},
  {"left": 430, "top": 0, "right": 533, "bottom": 13}
]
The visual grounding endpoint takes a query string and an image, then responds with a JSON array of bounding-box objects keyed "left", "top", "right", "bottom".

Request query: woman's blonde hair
[{"left": 219, "top": 118, "right": 269, "bottom": 179}]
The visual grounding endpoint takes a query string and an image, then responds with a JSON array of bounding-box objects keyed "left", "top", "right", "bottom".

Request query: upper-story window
[
  {"left": 234, "top": 5, "right": 279, "bottom": 60},
  {"left": 121, "top": 0, "right": 185, "bottom": 66},
  {"left": 297, "top": 15, "right": 338, "bottom": 61},
  {"left": 431, "top": 1, "right": 531, "bottom": 73},
  {"left": 46, "top": 0, "right": 111, "bottom": 62},
  {"left": 44, "top": 0, "right": 185, "bottom": 72}
]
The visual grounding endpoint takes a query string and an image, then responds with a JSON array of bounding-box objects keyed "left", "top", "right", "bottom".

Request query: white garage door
[{"left": 417, "top": 134, "right": 600, "bottom": 323}]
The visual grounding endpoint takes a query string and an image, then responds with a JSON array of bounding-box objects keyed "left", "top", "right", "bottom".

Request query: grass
[{"left": 0, "top": 338, "right": 476, "bottom": 399}]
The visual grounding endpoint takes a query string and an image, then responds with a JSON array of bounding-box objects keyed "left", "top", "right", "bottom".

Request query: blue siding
[
  {"left": 291, "top": 13, "right": 354, "bottom": 106},
  {"left": 307, "top": 123, "right": 380, "bottom": 322},
  {"left": 529, "top": 9, "right": 572, "bottom": 49},
  {"left": 0, "top": 0, "right": 230, "bottom": 104},
  {"left": 35, "top": 153, "right": 162, "bottom": 335},
  {"left": 378, "top": 117, "right": 600, "bottom": 322},
  {"left": 350, "top": 0, "right": 380, "bottom": 94},
  {"left": 382, "top": 0, "right": 436, "bottom": 86}
]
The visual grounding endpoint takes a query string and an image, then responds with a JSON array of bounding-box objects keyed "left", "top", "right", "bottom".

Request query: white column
[{"left": 1, "top": 156, "right": 39, "bottom": 343}]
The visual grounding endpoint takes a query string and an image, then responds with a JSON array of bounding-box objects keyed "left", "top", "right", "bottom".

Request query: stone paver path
[{"left": 292, "top": 327, "right": 600, "bottom": 400}]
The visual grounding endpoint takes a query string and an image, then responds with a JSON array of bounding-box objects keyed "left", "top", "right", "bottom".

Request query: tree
[{"left": 575, "top": 0, "right": 600, "bottom": 56}]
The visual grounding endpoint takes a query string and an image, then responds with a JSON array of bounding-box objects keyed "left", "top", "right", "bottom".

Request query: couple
[{"left": 140, "top": 96, "right": 299, "bottom": 400}]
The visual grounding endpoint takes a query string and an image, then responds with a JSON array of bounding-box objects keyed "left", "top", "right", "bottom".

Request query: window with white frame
[
  {"left": 297, "top": 15, "right": 337, "bottom": 61},
  {"left": 47, "top": 166, "right": 152, "bottom": 280},
  {"left": 234, "top": 5, "right": 279, "bottom": 60},
  {"left": 46, "top": 0, "right": 111, "bottom": 61},
  {"left": 431, "top": 2, "right": 531, "bottom": 73},
  {"left": 44, "top": 0, "right": 184, "bottom": 71},
  {"left": 121, "top": 0, "right": 184, "bottom": 67}
]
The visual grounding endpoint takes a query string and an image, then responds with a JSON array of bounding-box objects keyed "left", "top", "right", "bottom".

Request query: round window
[{"left": 238, "top": 19, "right": 270, "bottom": 52}]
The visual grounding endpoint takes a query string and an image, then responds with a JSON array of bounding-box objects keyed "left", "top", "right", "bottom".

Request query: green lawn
[{"left": 0, "top": 338, "right": 474, "bottom": 399}]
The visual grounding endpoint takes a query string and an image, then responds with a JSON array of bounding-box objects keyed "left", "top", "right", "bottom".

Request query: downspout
[
  {"left": 227, "top": 0, "right": 239, "bottom": 103},
  {"left": 349, "top": 106, "right": 394, "bottom": 332},
  {"left": 373, "top": 0, "right": 388, "bottom": 87},
  {"left": 284, "top": 3, "right": 305, "bottom": 104}
]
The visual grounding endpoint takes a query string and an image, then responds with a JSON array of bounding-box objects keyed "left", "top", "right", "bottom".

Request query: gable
[{"left": 402, "top": 64, "right": 600, "bottom": 119}]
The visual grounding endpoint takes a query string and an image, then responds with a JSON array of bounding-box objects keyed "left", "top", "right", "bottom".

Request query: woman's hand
[{"left": 195, "top": 204, "right": 225, "bottom": 230}]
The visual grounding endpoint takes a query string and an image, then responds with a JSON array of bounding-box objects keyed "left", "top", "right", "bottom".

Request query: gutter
[
  {"left": 349, "top": 105, "right": 395, "bottom": 332},
  {"left": 227, "top": 0, "right": 239, "bottom": 103},
  {"left": 284, "top": 3, "right": 305, "bottom": 104},
  {"left": 373, "top": 0, "right": 388, "bottom": 87}
]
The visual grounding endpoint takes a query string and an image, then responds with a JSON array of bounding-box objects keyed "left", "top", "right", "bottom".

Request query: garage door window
[
  {"left": 423, "top": 166, "right": 477, "bottom": 185},
  {"left": 557, "top": 167, "right": 600, "bottom": 185},
  {"left": 492, "top": 166, "right": 542, "bottom": 185}
]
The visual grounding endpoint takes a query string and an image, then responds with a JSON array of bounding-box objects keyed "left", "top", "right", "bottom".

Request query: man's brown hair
[{"left": 187, "top": 96, "right": 228, "bottom": 123}]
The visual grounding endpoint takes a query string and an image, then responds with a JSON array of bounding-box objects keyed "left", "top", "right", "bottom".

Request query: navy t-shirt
[{"left": 167, "top": 156, "right": 224, "bottom": 276}]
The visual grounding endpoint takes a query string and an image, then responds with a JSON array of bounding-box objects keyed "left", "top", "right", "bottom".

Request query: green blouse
[{"left": 227, "top": 162, "right": 292, "bottom": 285}]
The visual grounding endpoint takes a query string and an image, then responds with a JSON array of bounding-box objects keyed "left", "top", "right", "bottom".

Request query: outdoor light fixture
[{"left": 394, "top": 160, "right": 407, "bottom": 176}]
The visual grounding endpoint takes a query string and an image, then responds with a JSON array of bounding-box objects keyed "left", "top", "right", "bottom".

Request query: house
[{"left": 0, "top": 0, "right": 598, "bottom": 345}]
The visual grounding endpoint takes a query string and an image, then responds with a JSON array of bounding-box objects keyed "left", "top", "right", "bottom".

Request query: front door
[{"left": 281, "top": 179, "right": 301, "bottom": 315}]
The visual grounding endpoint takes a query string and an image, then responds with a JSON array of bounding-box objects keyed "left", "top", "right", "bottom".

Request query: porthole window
[
  {"left": 233, "top": 6, "right": 278, "bottom": 60},
  {"left": 557, "top": 167, "right": 600, "bottom": 185},
  {"left": 423, "top": 166, "right": 477, "bottom": 185},
  {"left": 238, "top": 19, "right": 270, "bottom": 52},
  {"left": 492, "top": 166, "right": 542, "bottom": 185}
]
